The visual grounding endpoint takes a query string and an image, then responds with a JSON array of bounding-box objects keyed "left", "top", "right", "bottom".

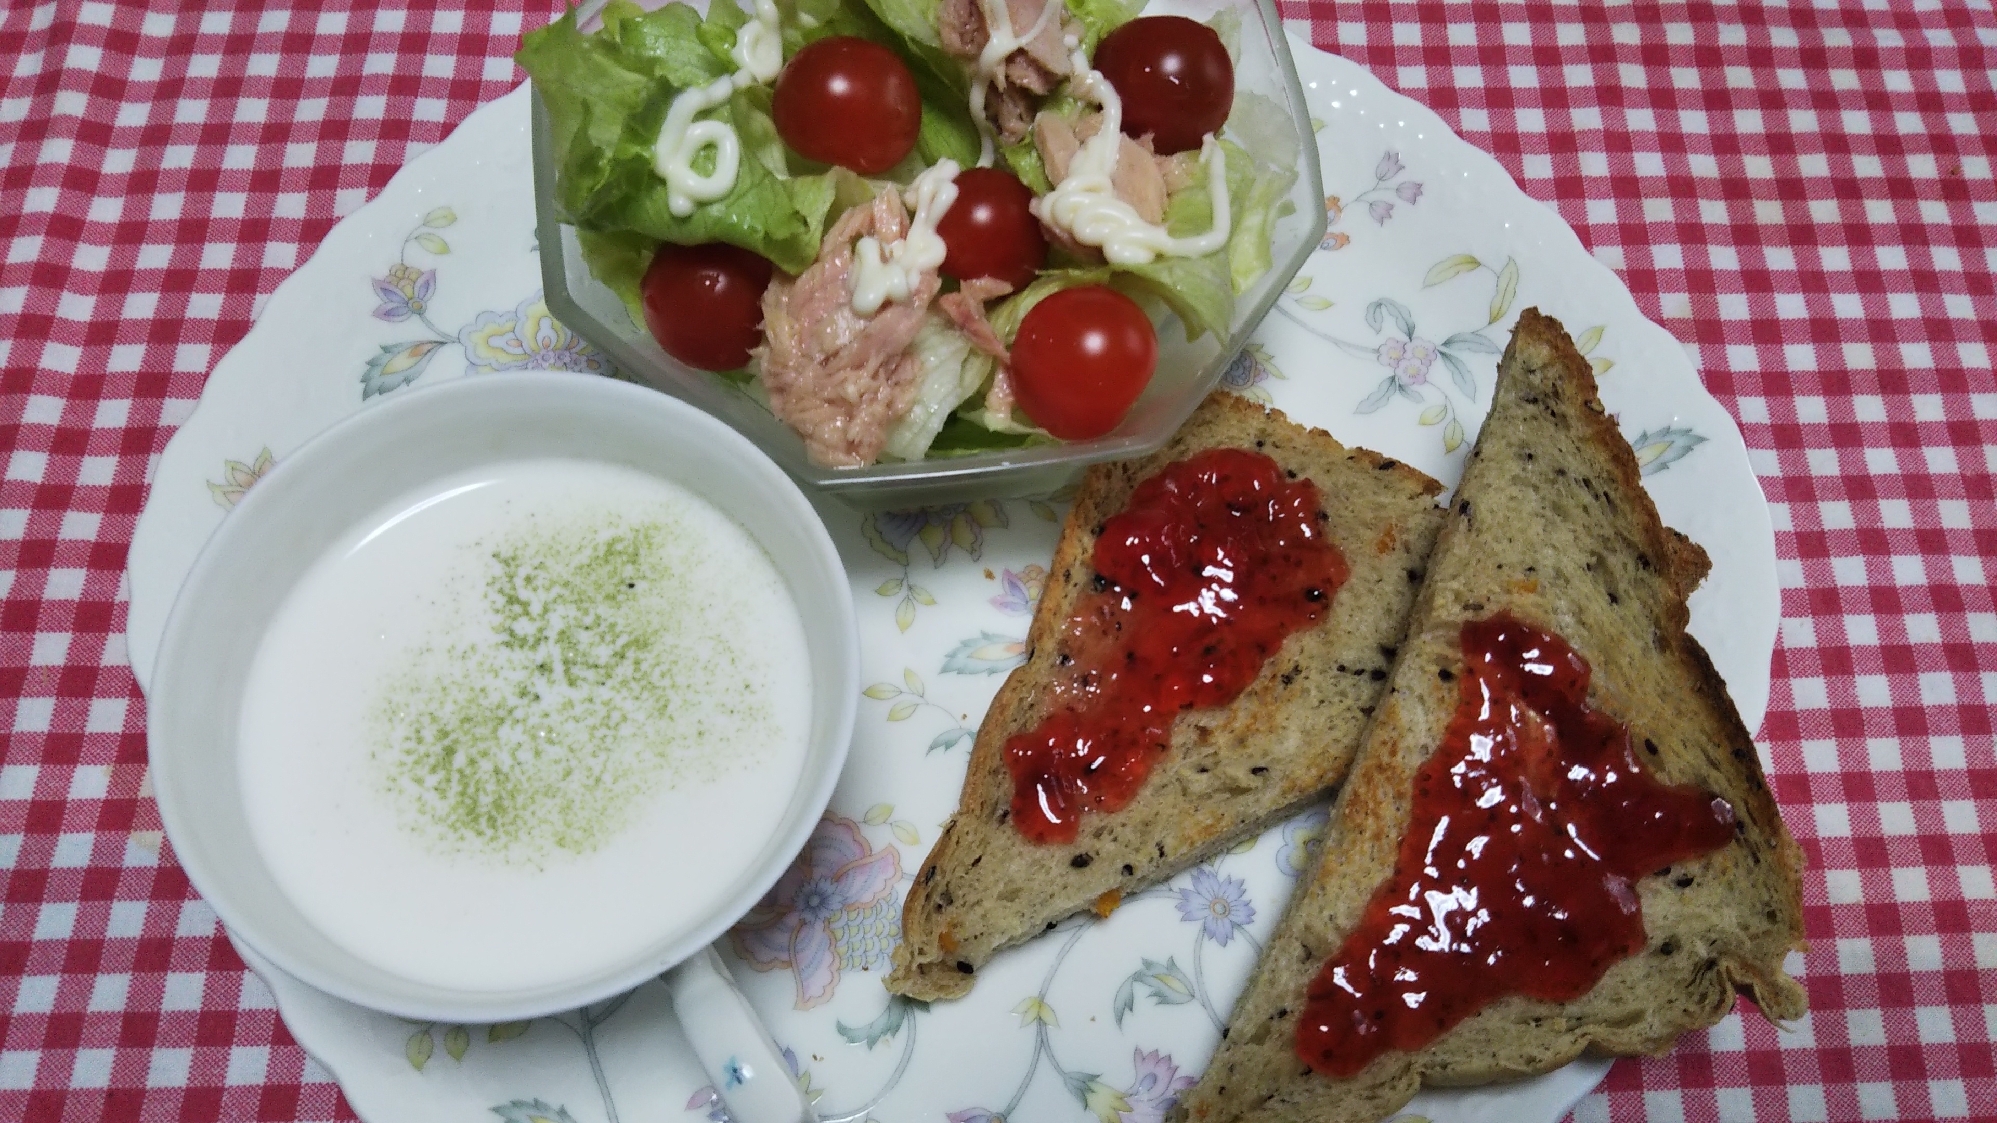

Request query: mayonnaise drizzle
[
  {"left": 967, "top": 0, "right": 1063, "bottom": 166},
  {"left": 652, "top": 0, "right": 784, "bottom": 217},
  {"left": 654, "top": 76, "right": 743, "bottom": 217},
  {"left": 731, "top": 0, "right": 784, "bottom": 82},
  {"left": 1030, "top": 51, "right": 1232, "bottom": 265},
  {"left": 851, "top": 160, "right": 962, "bottom": 315}
]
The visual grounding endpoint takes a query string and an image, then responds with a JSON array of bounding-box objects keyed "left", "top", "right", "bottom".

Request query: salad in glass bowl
[{"left": 523, "top": 0, "right": 1322, "bottom": 499}]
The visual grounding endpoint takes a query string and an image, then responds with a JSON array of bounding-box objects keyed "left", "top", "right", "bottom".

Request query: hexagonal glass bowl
[{"left": 533, "top": 0, "right": 1325, "bottom": 508}]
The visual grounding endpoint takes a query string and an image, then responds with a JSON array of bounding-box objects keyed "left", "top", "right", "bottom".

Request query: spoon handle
[{"left": 667, "top": 945, "right": 818, "bottom": 1123}]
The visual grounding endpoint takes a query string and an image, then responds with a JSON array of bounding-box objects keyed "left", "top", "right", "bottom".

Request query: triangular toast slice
[
  {"left": 886, "top": 392, "right": 1447, "bottom": 1000},
  {"left": 1179, "top": 310, "right": 1806, "bottom": 1123}
]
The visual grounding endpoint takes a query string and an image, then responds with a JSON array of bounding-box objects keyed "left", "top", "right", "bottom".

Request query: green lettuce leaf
[
  {"left": 855, "top": 0, "right": 940, "bottom": 44},
  {"left": 848, "top": 0, "right": 981, "bottom": 165},
  {"left": 919, "top": 101, "right": 983, "bottom": 168},
  {"left": 730, "top": 83, "right": 790, "bottom": 176},
  {"left": 576, "top": 226, "right": 660, "bottom": 326},
  {"left": 518, "top": 6, "right": 657, "bottom": 195},
  {"left": 1000, "top": 138, "right": 1052, "bottom": 193},
  {"left": 580, "top": 87, "right": 840, "bottom": 274},
  {"left": 777, "top": 0, "right": 976, "bottom": 162},
  {"left": 1227, "top": 158, "right": 1294, "bottom": 295},
  {"left": 1141, "top": 144, "right": 1236, "bottom": 243},
  {"left": 1107, "top": 120, "right": 1297, "bottom": 339},
  {"left": 1220, "top": 91, "right": 1302, "bottom": 292},
  {"left": 932, "top": 272, "right": 1108, "bottom": 440},
  {"left": 883, "top": 315, "right": 997, "bottom": 459},
  {"left": 982, "top": 261, "right": 1225, "bottom": 350},
  {"left": 926, "top": 414, "right": 1043, "bottom": 454},
  {"left": 695, "top": 0, "right": 752, "bottom": 61},
  {"left": 988, "top": 268, "right": 1111, "bottom": 340},
  {"left": 855, "top": 0, "right": 968, "bottom": 96},
  {"left": 1064, "top": 0, "right": 1146, "bottom": 53},
  {"left": 1071, "top": 144, "right": 1243, "bottom": 342},
  {"left": 602, "top": 0, "right": 738, "bottom": 87},
  {"left": 782, "top": 0, "right": 887, "bottom": 51},
  {"left": 965, "top": 259, "right": 1227, "bottom": 432},
  {"left": 521, "top": 0, "right": 990, "bottom": 275},
  {"left": 1118, "top": 254, "right": 1232, "bottom": 343},
  {"left": 1019, "top": 81, "right": 1250, "bottom": 338},
  {"left": 1206, "top": 5, "right": 1241, "bottom": 62},
  {"left": 519, "top": 5, "right": 843, "bottom": 275}
]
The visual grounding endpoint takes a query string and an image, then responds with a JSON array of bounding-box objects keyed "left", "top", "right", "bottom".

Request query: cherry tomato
[
  {"left": 772, "top": 36, "right": 922, "bottom": 175},
  {"left": 1093, "top": 16, "right": 1234, "bottom": 156},
  {"left": 640, "top": 241, "right": 774, "bottom": 372},
  {"left": 935, "top": 168, "right": 1047, "bottom": 289},
  {"left": 1010, "top": 286, "right": 1158, "bottom": 440}
]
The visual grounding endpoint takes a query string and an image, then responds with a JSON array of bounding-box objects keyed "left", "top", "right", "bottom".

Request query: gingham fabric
[{"left": 0, "top": 1, "right": 1990, "bottom": 1121}]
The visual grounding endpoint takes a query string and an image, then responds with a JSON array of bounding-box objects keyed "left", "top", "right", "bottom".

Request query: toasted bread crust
[
  {"left": 887, "top": 392, "right": 1447, "bottom": 1001},
  {"left": 1179, "top": 311, "right": 1806, "bottom": 1123}
]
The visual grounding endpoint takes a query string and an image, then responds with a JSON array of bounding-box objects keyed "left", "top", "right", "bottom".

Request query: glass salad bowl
[{"left": 531, "top": 0, "right": 1325, "bottom": 507}]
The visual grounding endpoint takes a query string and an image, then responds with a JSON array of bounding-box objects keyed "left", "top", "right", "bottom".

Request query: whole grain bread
[
  {"left": 1178, "top": 310, "right": 1807, "bottom": 1123},
  {"left": 885, "top": 391, "right": 1447, "bottom": 1001}
]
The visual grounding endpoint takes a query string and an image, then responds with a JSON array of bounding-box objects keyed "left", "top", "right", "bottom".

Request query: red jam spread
[
  {"left": 1295, "top": 614, "right": 1735, "bottom": 1077},
  {"left": 1004, "top": 448, "right": 1349, "bottom": 844}
]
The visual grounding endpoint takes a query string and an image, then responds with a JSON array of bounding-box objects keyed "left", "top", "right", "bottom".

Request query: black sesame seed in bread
[
  {"left": 886, "top": 391, "right": 1447, "bottom": 1001},
  {"left": 1178, "top": 310, "right": 1807, "bottom": 1123}
]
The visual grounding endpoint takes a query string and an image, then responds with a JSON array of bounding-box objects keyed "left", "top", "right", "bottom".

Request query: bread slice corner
[
  {"left": 886, "top": 391, "right": 1447, "bottom": 1001},
  {"left": 1178, "top": 309, "right": 1806, "bottom": 1123}
]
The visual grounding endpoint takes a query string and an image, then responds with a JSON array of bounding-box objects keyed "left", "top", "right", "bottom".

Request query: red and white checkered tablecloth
[{"left": 1, "top": 1, "right": 1991, "bottom": 1120}]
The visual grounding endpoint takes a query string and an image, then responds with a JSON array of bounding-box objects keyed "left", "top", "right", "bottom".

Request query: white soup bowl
[{"left": 146, "top": 372, "right": 857, "bottom": 1029}]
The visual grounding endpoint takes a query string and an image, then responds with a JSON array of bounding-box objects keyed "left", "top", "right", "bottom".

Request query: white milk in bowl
[{"left": 237, "top": 458, "right": 812, "bottom": 992}]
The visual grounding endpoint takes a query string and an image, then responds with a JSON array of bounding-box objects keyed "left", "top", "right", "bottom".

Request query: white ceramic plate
[{"left": 126, "top": 33, "right": 1775, "bottom": 1123}]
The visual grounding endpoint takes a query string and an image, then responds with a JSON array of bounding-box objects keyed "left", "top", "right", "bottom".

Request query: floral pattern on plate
[
  {"left": 1317, "top": 148, "right": 1424, "bottom": 252},
  {"left": 359, "top": 207, "right": 607, "bottom": 398},
  {"left": 206, "top": 448, "right": 276, "bottom": 508},
  {"left": 732, "top": 815, "right": 904, "bottom": 1011}
]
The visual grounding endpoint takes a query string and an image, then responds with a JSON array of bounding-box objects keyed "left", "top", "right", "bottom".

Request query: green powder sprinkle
[{"left": 370, "top": 508, "right": 776, "bottom": 865}]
